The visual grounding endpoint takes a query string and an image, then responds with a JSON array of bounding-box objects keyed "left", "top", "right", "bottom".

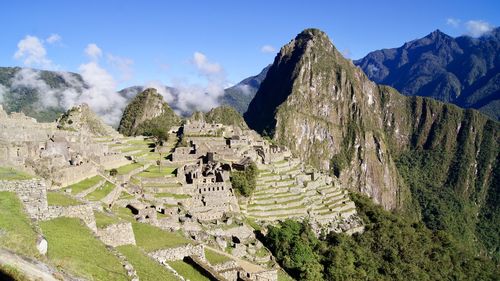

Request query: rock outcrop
[{"left": 57, "top": 104, "right": 118, "bottom": 137}]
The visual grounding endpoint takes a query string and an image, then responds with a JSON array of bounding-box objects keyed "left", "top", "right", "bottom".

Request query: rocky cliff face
[
  {"left": 245, "top": 29, "right": 405, "bottom": 210},
  {"left": 244, "top": 29, "right": 499, "bottom": 216},
  {"left": 118, "top": 88, "right": 180, "bottom": 136},
  {"left": 57, "top": 104, "right": 118, "bottom": 136}
]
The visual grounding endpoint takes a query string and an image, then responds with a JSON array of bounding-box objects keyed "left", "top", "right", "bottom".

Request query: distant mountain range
[
  {"left": 355, "top": 27, "right": 500, "bottom": 120},
  {"left": 0, "top": 65, "right": 268, "bottom": 123}
]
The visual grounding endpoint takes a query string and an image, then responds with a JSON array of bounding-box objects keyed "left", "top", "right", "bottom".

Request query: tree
[
  {"left": 148, "top": 127, "right": 169, "bottom": 173},
  {"left": 109, "top": 168, "right": 118, "bottom": 177},
  {"left": 231, "top": 161, "right": 257, "bottom": 196}
]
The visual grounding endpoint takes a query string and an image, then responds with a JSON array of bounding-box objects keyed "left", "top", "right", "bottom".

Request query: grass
[
  {"left": 94, "top": 211, "right": 122, "bottom": 228},
  {"left": 47, "top": 192, "right": 81, "bottom": 206},
  {"left": 154, "top": 192, "right": 191, "bottom": 199},
  {"left": 0, "top": 167, "right": 33, "bottom": 181},
  {"left": 204, "top": 248, "right": 232, "bottom": 265},
  {"left": 168, "top": 260, "right": 210, "bottom": 281},
  {"left": 0, "top": 192, "right": 38, "bottom": 257},
  {"left": 117, "top": 245, "right": 178, "bottom": 281},
  {"left": 118, "top": 191, "right": 135, "bottom": 200},
  {"left": 278, "top": 269, "right": 295, "bottom": 281},
  {"left": 67, "top": 175, "right": 103, "bottom": 194},
  {"left": 137, "top": 166, "right": 176, "bottom": 178},
  {"left": 111, "top": 206, "right": 136, "bottom": 222},
  {"left": 133, "top": 222, "right": 192, "bottom": 251},
  {"left": 40, "top": 217, "right": 128, "bottom": 280},
  {"left": 116, "top": 163, "right": 143, "bottom": 175},
  {"left": 245, "top": 217, "right": 262, "bottom": 231},
  {"left": 85, "top": 181, "right": 115, "bottom": 201}
]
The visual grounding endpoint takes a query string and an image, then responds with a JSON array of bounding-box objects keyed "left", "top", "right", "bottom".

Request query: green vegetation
[
  {"left": 231, "top": 161, "right": 258, "bottom": 196},
  {"left": 204, "top": 105, "right": 249, "bottom": 128},
  {"left": 94, "top": 211, "right": 122, "bottom": 228},
  {"left": 0, "top": 192, "right": 38, "bottom": 257},
  {"left": 132, "top": 222, "right": 192, "bottom": 251},
  {"left": 168, "top": 260, "right": 210, "bottom": 281},
  {"left": 264, "top": 193, "right": 499, "bottom": 281},
  {"left": 204, "top": 248, "right": 231, "bottom": 265},
  {"left": 0, "top": 167, "right": 33, "bottom": 180},
  {"left": 47, "top": 192, "right": 81, "bottom": 206},
  {"left": 40, "top": 217, "right": 128, "bottom": 280},
  {"left": 85, "top": 181, "right": 115, "bottom": 201},
  {"left": 67, "top": 175, "right": 103, "bottom": 194},
  {"left": 154, "top": 192, "right": 191, "bottom": 199},
  {"left": 117, "top": 245, "right": 179, "bottom": 281},
  {"left": 116, "top": 163, "right": 143, "bottom": 175},
  {"left": 118, "top": 88, "right": 181, "bottom": 136},
  {"left": 137, "top": 166, "right": 176, "bottom": 178}
]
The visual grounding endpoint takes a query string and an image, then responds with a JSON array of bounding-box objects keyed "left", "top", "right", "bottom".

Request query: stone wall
[
  {"left": 53, "top": 163, "right": 98, "bottom": 187},
  {"left": 41, "top": 205, "right": 97, "bottom": 232},
  {"left": 0, "top": 179, "right": 48, "bottom": 220},
  {"left": 149, "top": 244, "right": 205, "bottom": 262},
  {"left": 97, "top": 222, "right": 136, "bottom": 247}
]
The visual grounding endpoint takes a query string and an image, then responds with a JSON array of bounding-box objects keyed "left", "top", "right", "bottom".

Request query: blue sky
[{"left": 1, "top": 0, "right": 499, "bottom": 90}]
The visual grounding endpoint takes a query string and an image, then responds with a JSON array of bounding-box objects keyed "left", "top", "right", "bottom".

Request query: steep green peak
[
  {"left": 118, "top": 87, "right": 181, "bottom": 136},
  {"left": 189, "top": 111, "right": 205, "bottom": 122}
]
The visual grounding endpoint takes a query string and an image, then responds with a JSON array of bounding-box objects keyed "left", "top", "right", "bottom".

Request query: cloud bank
[{"left": 9, "top": 35, "right": 230, "bottom": 124}]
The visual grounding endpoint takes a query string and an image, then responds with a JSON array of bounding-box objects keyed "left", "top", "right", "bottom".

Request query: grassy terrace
[
  {"left": 133, "top": 222, "right": 192, "bottom": 251},
  {"left": 0, "top": 192, "right": 38, "bottom": 257},
  {"left": 47, "top": 192, "right": 81, "bottom": 206},
  {"left": 249, "top": 212, "right": 305, "bottom": 219},
  {"left": 137, "top": 166, "right": 176, "bottom": 178},
  {"left": 168, "top": 260, "right": 210, "bottom": 281},
  {"left": 94, "top": 211, "right": 122, "bottom": 228},
  {"left": 0, "top": 167, "right": 33, "bottom": 181},
  {"left": 117, "top": 245, "right": 178, "bottom": 281},
  {"left": 85, "top": 181, "right": 115, "bottom": 201},
  {"left": 41, "top": 217, "right": 128, "bottom": 280},
  {"left": 116, "top": 163, "right": 143, "bottom": 175},
  {"left": 112, "top": 206, "right": 136, "bottom": 222},
  {"left": 249, "top": 196, "right": 305, "bottom": 207},
  {"left": 67, "top": 175, "right": 103, "bottom": 194},
  {"left": 154, "top": 192, "right": 191, "bottom": 199},
  {"left": 205, "top": 248, "right": 232, "bottom": 265}
]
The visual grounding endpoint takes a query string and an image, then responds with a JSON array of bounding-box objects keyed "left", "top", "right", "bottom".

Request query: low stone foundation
[
  {"left": 97, "top": 222, "right": 136, "bottom": 247},
  {"left": 149, "top": 244, "right": 205, "bottom": 262}
]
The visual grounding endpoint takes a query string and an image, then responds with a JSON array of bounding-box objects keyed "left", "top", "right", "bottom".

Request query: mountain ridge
[{"left": 355, "top": 27, "right": 500, "bottom": 120}]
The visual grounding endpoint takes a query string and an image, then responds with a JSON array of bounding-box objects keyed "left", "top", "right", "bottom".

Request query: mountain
[
  {"left": 220, "top": 65, "right": 270, "bottom": 113},
  {"left": 355, "top": 28, "right": 500, "bottom": 120},
  {"left": 188, "top": 105, "right": 248, "bottom": 129},
  {"left": 57, "top": 104, "right": 118, "bottom": 136},
  {"left": 118, "top": 88, "right": 181, "bottom": 136},
  {"left": 0, "top": 66, "right": 86, "bottom": 122},
  {"left": 244, "top": 28, "right": 499, "bottom": 263}
]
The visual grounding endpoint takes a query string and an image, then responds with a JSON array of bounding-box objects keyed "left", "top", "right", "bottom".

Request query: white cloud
[
  {"left": 107, "top": 54, "right": 134, "bottom": 81},
  {"left": 192, "top": 52, "right": 222, "bottom": 75},
  {"left": 10, "top": 68, "right": 60, "bottom": 108},
  {"left": 13, "top": 35, "right": 53, "bottom": 68},
  {"left": 260, "top": 45, "right": 276, "bottom": 53},
  {"left": 446, "top": 18, "right": 461, "bottom": 28},
  {"left": 85, "top": 43, "right": 102, "bottom": 60},
  {"left": 465, "top": 20, "right": 493, "bottom": 37},
  {"left": 46, "top": 34, "right": 62, "bottom": 44}
]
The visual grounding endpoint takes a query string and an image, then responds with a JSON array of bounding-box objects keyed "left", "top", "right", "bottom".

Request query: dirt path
[
  {"left": 0, "top": 248, "right": 59, "bottom": 281},
  {"left": 204, "top": 245, "right": 265, "bottom": 273}
]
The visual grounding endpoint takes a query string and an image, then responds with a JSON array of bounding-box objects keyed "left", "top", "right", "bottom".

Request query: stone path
[{"left": 0, "top": 248, "right": 59, "bottom": 281}]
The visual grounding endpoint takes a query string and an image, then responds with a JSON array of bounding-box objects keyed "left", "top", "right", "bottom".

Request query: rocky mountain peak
[{"left": 57, "top": 103, "right": 118, "bottom": 137}]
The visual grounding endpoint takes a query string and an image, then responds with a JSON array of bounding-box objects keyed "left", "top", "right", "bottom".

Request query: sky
[{"left": 0, "top": 0, "right": 499, "bottom": 90}]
